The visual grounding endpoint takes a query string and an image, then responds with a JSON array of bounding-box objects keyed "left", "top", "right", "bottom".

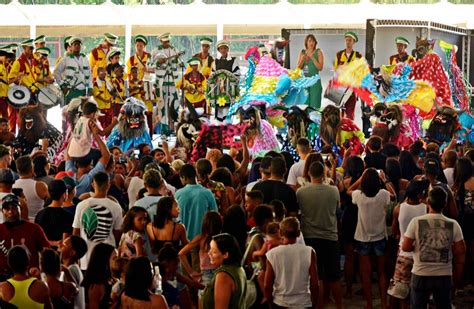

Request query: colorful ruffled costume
[{"left": 228, "top": 47, "right": 320, "bottom": 127}]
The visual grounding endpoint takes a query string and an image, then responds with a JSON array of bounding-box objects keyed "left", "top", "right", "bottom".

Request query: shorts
[
  {"left": 355, "top": 238, "right": 387, "bottom": 256},
  {"left": 305, "top": 238, "right": 341, "bottom": 282},
  {"left": 387, "top": 255, "right": 413, "bottom": 299}
]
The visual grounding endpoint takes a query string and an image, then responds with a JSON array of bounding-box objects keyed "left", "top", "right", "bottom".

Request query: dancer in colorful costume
[{"left": 107, "top": 97, "right": 152, "bottom": 152}]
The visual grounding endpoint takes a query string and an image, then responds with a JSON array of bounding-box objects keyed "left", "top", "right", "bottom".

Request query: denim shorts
[{"left": 355, "top": 238, "right": 387, "bottom": 256}]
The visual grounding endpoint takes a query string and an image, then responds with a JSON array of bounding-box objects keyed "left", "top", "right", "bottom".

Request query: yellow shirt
[
  {"left": 33, "top": 57, "right": 52, "bottom": 88},
  {"left": 333, "top": 49, "right": 363, "bottom": 70},
  {"left": 93, "top": 77, "right": 114, "bottom": 109},
  {"left": 90, "top": 46, "right": 109, "bottom": 79},
  {"left": 8, "top": 54, "right": 39, "bottom": 92},
  {"left": 0, "top": 62, "right": 9, "bottom": 97},
  {"left": 126, "top": 52, "right": 151, "bottom": 81},
  {"left": 176, "top": 71, "right": 207, "bottom": 104}
]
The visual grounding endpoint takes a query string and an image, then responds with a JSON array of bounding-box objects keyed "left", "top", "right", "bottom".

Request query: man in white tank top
[
  {"left": 265, "top": 217, "right": 319, "bottom": 308},
  {"left": 12, "top": 156, "right": 48, "bottom": 221},
  {"left": 388, "top": 180, "right": 429, "bottom": 302}
]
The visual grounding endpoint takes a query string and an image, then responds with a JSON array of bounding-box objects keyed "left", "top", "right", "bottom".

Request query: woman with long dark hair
[
  {"left": 385, "top": 157, "right": 409, "bottom": 202},
  {"left": 339, "top": 155, "right": 364, "bottom": 298},
  {"left": 347, "top": 168, "right": 395, "bottom": 309},
  {"left": 453, "top": 157, "right": 474, "bottom": 287},
  {"left": 146, "top": 196, "right": 188, "bottom": 255},
  {"left": 81, "top": 243, "right": 116, "bottom": 309},
  {"left": 121, "top": 256, "right": 168, "bottom": 308},
  {"left": 399, "top": 150, "right": 422, "bottom": 181}
]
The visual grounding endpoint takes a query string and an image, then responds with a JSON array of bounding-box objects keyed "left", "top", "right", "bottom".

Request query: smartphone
[
  {"left": 12, "top": 188, "right": 23, "bottom": 197},
  {"left": 223, "top": 149, "right": 230, "bottom": 155},
  {"left": 133, "top": 149, "right": 140, "bottom": 158},
  {"left": 377, "top": 169, "right": 382, "bottom": 175},
  {"left": 321, "top": 154, "right": 329, "bottom": 161}
]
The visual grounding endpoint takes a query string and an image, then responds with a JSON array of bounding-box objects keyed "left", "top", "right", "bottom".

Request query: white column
[
  {"left": 216, "top": 23, "right": 224, "bottom": 41},
  {"left": 125, "top": 22, "right": 132, "bottom": 67},
  {"left": 29, "top": 20, "right": 36, "bottom": 39}
]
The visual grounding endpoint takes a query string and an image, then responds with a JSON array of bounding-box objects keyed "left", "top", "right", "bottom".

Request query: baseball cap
[
  {"left": 1, "top": 194, "right": 20, "bottom": 209},
  {"left": 48, "top": 179, "right": 68, "bottom": 196},
  {"left": 424, "top": 158, "right": 440, "bottom": 175},
  {"left": 61, "top": 176, "right": 77, "bottom": 189},
  {"left": 0, "top": 168, "right": 15, "bottom": 184}
]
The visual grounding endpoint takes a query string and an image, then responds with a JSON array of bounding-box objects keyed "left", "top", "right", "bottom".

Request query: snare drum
[
  {"left": 324, "top": 85, "right": 353, "bottom": 107},
  {"left": 37, "top": 84, "right": 63, "bottom": 108}
]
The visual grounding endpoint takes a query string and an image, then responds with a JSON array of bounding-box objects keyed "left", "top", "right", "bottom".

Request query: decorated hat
[
  {"left": 104, "top": 33, "right": 118, "bottom": 45},
  {"left": 69, "top": 37, "right": 83, "bottom": 44},
  {"left": 1, "top": 194, "right": 20, "bottom": 209},
  {"left": 35, "top": 47, "right": 51, "bottom": 56},
  {"left": 107, "top": 48, "right": 121, "bottom": 60},
  {"left": 187, "top": 57, "right": 200, "bottom": 66},
  {"left": 134, "top": 35, "right": 148, "bottom": 45},
  {"left": 216, "top": 40, "right": 229, "bottom": 49},
  {"left": 200, "top": 37, "right": 213, "bottom": 45},
  {"left": 20, "top": 39, "right": 34, "bottom": 48},
  {"left": 344, "top": 31, "right": 358, "bottom": 43},
  {"left": 34, "top": 35, "right": 46, "bottom": 44},
  {"left": 395, "top": 36, "right": 410, "bottom": 46},
  {"left": 5, "top": 43, "right": 19, "bottom": 53},
  {"left": 64, "top": 36, "right": 72, "bottom": 44},
  {"left": 0, "top": 46, "right": 15, "bottom": 56},
  {"left": 159, "top": 32, "right": 171, "bottom": 42}
]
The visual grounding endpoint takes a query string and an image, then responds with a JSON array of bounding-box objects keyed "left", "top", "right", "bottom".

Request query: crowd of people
[
  {"left": 0, "top": 127, "right": 471, "bottom": 308},
  {"left": 0, "top": 30, "right": 471, "bottom": 309}
]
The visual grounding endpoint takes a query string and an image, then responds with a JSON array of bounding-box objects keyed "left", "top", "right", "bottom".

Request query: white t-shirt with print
[
  {"left": 352, "top": 189, "right": 390, "bottom": 242},
  {"left": 73, "top": 197, "right": 123, "bottom": 269},
  {"left": 404, "top": 213, "right": 463, "bottom": 276}
]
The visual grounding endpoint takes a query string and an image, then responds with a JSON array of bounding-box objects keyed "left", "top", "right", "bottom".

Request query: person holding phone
[{"left": 297, "top": 34, "right": 324, "bottom": 110}]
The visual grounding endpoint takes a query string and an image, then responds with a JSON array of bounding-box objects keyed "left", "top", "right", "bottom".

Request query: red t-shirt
[{"left": 0, "top": 221, "right": 50, "bottom": 273}]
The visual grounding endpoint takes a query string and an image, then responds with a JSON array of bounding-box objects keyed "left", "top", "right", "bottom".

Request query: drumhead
[
  {"left": 37, "top": 87, "right": 59, "bottom": 108},
  {"left": 7, "top": 86, "right": 30, "bottom": 109}
]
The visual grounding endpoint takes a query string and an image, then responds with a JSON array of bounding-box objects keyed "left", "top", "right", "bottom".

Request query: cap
[
  {"left": 275, "top": 37, "right": 286, "bottom": 43},
  {"left": 64, "top": 36, "right": 72, "bottom": 44},
  {"left": 34, "top": 35, "right": 46, "bottom": 44},
  {"left": 104, "top": 33, "right": 118, "bottom": 45},
  {"left": 35, "top": 47, "right": 51, "bottom": 57},
  {"left": 107, "top": 48, "right": 121, "bottom": 60},
  {"left": 57, "top": 175, "right": 77, "bottom": 189},
  {"left": 134, "top": 35, "right": 148, "bottom": 45},
  {"left": 159, "top": 32, "right": 171, "bottom": 42},
  {"left": 187, "top": 57, "right": 200, "bottom": 66},
  {"left": 20, "top": 39, "right": 34, "bottom": 48},
  {"left": 200, "top": 37, "right": 213, "bottom": 45},
  {"left": 69, "top": 37, "right": 83, "bottom": 44},
  {"left": 424, "top": 157, "right": 440, "bottom": 175},
  {"left": 0, "top": 168, "right": 15, "bottom": 184},
  {"left": 1, "top": 194, "right": 20, "bottom": 209},
  {"left": 395, "top": 36, "right": 410, "bottom": 46},
  {"left": 216, "top": 40, "right": 229, "bottom": 49},
  {"left": 344, "top": 31, "right": 358, "bottom": 43}
]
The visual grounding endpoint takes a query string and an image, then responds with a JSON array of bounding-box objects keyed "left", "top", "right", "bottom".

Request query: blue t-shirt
[
  {"left": 175, "top": 184, "right": 217, "bottom": 240},
  {"left": 66, "top": 160, "right": 105, "bottom": 197}
]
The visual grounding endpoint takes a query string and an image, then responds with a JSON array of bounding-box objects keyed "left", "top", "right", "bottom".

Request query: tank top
[
  {"left": 152, "top": 222, "right": 181, "bottom": 254},
  {"left": 398, "top": 202, "right": 427, "bottom": 257},
  {"left": 201, "top": 264, "right": 247, "bottom": 309},
  {"left": 13, "top": 178, "right": 44, "bottom": 221},
  {"left": 6, "top": 277, "right": 44, "bottom": 309}
]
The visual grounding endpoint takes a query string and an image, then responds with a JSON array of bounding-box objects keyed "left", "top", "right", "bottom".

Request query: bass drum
[
  {"left": 37, "top": 84, "right": 64, "bottom": 108},
  {"left": 324, "top": 85, "right": 353, "bottom": 107},
  {"left": 8, "top": 85, "right": 30, "bottom": 109}
]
